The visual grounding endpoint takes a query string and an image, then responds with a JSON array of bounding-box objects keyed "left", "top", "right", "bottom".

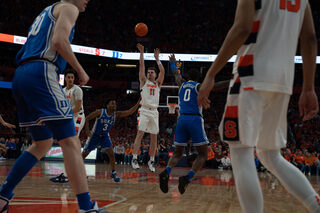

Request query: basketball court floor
[{"left": 0, "top": 160, "right": 317, "bottom": 212}]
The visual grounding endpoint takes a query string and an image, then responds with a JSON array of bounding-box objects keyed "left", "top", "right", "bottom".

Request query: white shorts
[
  {"left": 74, "top": 112, "right": 85, "bottom": 136},
  {"left": 137, "top": 107, "right": 159, "bottom": 134},
  {"left": 219, "top": 78, "right": 290, "bottom": 150}
]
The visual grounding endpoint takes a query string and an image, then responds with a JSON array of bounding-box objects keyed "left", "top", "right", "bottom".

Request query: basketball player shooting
[
  {"left": 198, "top": 0, "right": 320, "bottom": 212},
  {"left": 82, "top": 99, "right": 140, "bottom": 182},
  {"left": 131, "top": 43, "right": 165, "bottom": 172}
]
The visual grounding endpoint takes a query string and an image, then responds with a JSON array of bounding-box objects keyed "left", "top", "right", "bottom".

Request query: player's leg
[
  {"left": 219, "top": 87, "right": 264, "bottom": 213},
  {"left": 105, "top": 148, "right": 120, "bottom": 182},
  {"left": 159, "top": 116, "right": 188, "bottom": 193},
  {"left": 0, "top": 126, "right": 53, "bottom": 211},
  {"left": 47, "top": 118, "right": 95, "bottom": 211},
  {"left": 256, "top": 92, "right": 320, "bottom": 212},
  {"left": 229, "top": 145, "right": 263, "bottom": 213},
  {"left": 132, "top": 130, "right": 145, "bottom": 169},
  {"left": 82, "top": 150, "right": 90, "bottom": 160},
  {"left": 257, "top": 149, "right": 320, "bottom": 212},
  {"left": 75, "top": 113, "right": 85, "bottom": 137},
  {"left": 102, "top": 134, "right": 120, "bottom": 182},
  {"left": 148, "top": 133, "right": 157, "bottom": 172}
]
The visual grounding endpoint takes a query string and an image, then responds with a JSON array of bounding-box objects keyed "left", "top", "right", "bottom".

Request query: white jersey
[
  {"left": 63, "top": 84, "right": 84, "bottom": 116},
  {"left": 233, "top": 0, "right": 307, "bottom": 94},
  {"left": 140, "top": 80, "right": 160, "bottom": 109}
]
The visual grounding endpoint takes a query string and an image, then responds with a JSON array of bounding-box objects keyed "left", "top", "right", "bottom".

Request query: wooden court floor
[{"left": 0, "top": 160, "right": 318, "bottom": 213}]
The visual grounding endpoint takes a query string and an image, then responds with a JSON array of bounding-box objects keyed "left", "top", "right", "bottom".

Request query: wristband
[
  {"left": 170, "top": 61, "right": 177, "bottom": 71},
  {"left": 157, "top": 60, "right": 162, "bottom": 66}
]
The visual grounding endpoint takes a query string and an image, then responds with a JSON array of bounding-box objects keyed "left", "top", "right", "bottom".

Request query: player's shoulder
[{"left": 55, "top": 2, "right": 78, "bottom": 12}]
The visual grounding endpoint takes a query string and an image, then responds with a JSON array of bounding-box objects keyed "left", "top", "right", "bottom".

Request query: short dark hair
[
  {"left": 106, "top": 99, "right": 116, "bottom": 105},
  {"left": 64, "top": 69, "right": 76, "bottom": 76},
  {"left": 186, "top": 68, "right": 200, "bottom": 82},
  {"left": 147, "top": 67, "right": 158, "bottom": 73}
]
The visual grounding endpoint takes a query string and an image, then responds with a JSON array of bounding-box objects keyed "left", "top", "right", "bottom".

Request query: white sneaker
[
  {"left": 148, "top": 160, "right": 155, "bottom": 172},
  {"left": 79, "top": 201, "right": 108, "bottom": 213},
  {"left": 131, "top": 159, "right": 140, "bottom": 169}
]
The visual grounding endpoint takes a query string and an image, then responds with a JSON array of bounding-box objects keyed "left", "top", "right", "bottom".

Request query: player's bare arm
[
  {"left": 155, "top": 48, "right": 165, "bottom": 87},
  {"left": 52, "top": 3, "right": 89, "bottom": 85},
  {"left": 169, "top": 54, "right": 185, "bottom": 87},
  {"left": 117, "top": 99, "right": 141, "bottom": 118},
  {"left": 198, "top": 0, "right": 255, "bottom": 109},
  {"left": 137, "top": 43, "right": 146, "bottom": 87},
  {"left": 0, "top": 115, "right": 16, "bottom": 129},
  {"left": 73, "top": 100, "right": 82, "bottom": 114},
  {"left": 84, "top": 109, "right": 102, "bottom": 136},
  {"left": 298, "top": 3, "right": 318, "bottom": 121}
]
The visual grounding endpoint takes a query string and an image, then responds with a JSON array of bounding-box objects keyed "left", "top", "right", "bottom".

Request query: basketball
[{"left": 135, "top": 23, "right": 148, "bottom": 37}]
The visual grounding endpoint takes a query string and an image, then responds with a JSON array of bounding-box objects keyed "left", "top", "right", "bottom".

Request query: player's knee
[
  {"left": 256, "top": 149, "right": 281, "bottom": 171},
  {"left": 59, "top": 136, "right": 81, "bottom": 150}
]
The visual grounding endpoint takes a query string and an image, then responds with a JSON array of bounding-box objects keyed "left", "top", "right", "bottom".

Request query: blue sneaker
[{"left": 111, "top": 172, "right": 120, "bottom": 182}]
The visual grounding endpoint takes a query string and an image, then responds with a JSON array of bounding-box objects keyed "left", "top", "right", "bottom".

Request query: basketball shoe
[{"left": 131, "top": 159, "right": 140, "bottom": 169}]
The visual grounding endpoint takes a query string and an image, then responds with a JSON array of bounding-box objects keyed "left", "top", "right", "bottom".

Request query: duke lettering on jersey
[
  {"left": 16, "top": 3, "right": 75, "bottom": 74},
  {"left": 179, "top": 81, "right": 202, "bottom": 115},
  {"left": 233, "top": 0, "right": 307, "bottom": 95},
  {"left": 92, "top": 109, "right": 115, "bottom": 136},
  {"left": 140, "top": 80, "right": 160, "bottom": 109}
]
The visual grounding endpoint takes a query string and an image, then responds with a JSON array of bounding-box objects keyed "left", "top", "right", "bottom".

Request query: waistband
[
  {"left": 180, "top": 113, "right": 202, "bottom": 117},
  {"left": 19, "top": 58, "right": 58, "bottom": 68},
  {"left": 140, "top": 106, "right": 158, "bottom": 111}
]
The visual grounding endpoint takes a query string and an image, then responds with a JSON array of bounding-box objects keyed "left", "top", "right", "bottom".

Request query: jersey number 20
[{"left": 280, "top": 0, "right": 300, "bottom": 12}]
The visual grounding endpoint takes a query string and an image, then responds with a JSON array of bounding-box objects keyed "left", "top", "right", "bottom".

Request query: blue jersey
[
  {"left": 16, "top": 3, "right": 75, "bottom": 73},
  {"left": 179, "top": 81, "right": 202, "bottom": 115},
  {"left": 92, "top": 109, "right": 116, "bottom": 136}
]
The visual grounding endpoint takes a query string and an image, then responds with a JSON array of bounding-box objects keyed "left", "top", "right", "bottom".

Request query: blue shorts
[
  {"left": 84, "top": 133, "right": 112, "bottom": 152},
  {"left": 12, "top": 61, "right": 75, "bottom": 141},
  {"left": 174, "top": 115, "right": 209, "bottom": 146}
]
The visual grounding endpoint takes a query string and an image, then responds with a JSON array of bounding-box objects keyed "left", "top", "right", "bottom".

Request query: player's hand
[
  {"left": 77, "top": 68, "right": 89, "bottom": 86},
  {"left": 154, "top": 48, "right": 160, "bottom": 61},
  {"left": 137, "top": 43, "right": 144, "bottom": 53},
  {"left": 198, "top": 78, "right": 214, "bottom": 109},
  {"left": 299, "top": 90, "right": 319, "bottom": 121},
  {"left": 169, "top": 54, "right": 176, "bottom": 63},
  {"left": 3, "top": 122, "right": 16, "bottom": 129}
]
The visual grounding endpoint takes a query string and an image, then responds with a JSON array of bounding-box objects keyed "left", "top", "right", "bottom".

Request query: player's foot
[
  {"left": 0, "top": 195, "right": 9, "bottom": 213},
  {"left": 148, "top": 160, "right": 155, "bottom": 172},
  {"left": 178, "top": 175, "right": 190, "bottom": 195},
  {"left": 131, "top": 159, "right": 140, "bottom": 169},
  {"left": 159, "top": 170, "right": 169, "bottom": 193},
  {"left": 78, "top": 201, "right": 109, "bottom": 213},
  {"left": 50, "top": 173, "right": 69, "bottom": 183},
  {"left": 111, "top": 172, "right": 120, "bottom": 182}
]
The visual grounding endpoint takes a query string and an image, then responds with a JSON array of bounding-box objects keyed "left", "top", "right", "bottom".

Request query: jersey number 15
[{"left": 280, "top": 0, "right": 300, "bottom": 12}]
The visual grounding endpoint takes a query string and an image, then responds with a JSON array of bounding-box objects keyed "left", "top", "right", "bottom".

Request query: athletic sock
[
  {"left": 187, "top": 170, "right": 195, "bottom": 182},
  {"left": 0, "top": 151, "right": 38, "bottom": 199},
  {"left": 150, "top": 156, "right": 155, "bottom": 162},
  {"left": 165, "top": 166, "right": 172, "bottom": 175},
  {"left": 133, "top": 154, "right": 137, "bottom": 159},
  {"left": 76, "top": 192, "right": 93, "bottom": 211}
]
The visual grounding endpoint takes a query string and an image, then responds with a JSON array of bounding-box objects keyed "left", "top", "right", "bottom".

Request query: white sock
[
  {"left": 257, "top": 149, "right": 320, "bottom": 213},
  {"left": 230, "top": 146, "right": 263, "bottom": 213},
  {"left": 150, "top": 156, "right": 155, "bottom": 162},
  {"left": 133, "top": 154, "right": 137, "bottom": 159}
]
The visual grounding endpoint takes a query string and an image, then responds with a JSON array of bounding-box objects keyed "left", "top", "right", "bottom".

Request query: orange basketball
[{"left": 135, "top": 23, "right": 148, "bottom": 37}]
